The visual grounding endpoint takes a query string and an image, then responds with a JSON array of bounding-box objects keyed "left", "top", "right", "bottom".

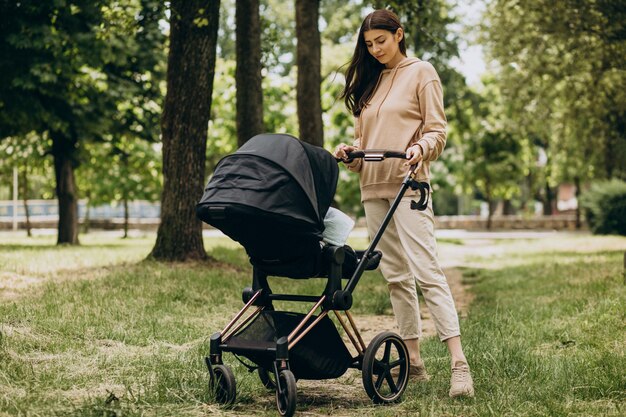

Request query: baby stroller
[{"left": 196, "top": 133, "right": 430, "bottom": 416}]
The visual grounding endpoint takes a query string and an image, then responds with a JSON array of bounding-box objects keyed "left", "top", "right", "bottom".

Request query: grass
[{"left": 0, "top": 230, "right": 625, "bottom": 416}]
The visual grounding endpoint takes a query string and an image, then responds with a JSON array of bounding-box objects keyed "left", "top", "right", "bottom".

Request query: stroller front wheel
[
  {"left": 275, "top": 369, "right": 297, "bottom": 417},
  {"left": 362, "top": 331, "right": 409, "bottom": 404},
  {"left": 209, "top": 364, "right": 237, "bottom": 405}
]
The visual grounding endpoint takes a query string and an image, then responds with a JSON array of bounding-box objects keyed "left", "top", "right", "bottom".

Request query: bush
[{"left": 580, "top": 180, "right": 626, "bottom": 235}]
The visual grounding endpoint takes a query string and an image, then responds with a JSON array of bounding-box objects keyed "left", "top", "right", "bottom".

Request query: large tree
[
  {"left": 0, "top": 1, "right": 107, "bottom": 244},
  {"left": 0, "top": 0, "right": 166, "bottom": 244},
  {"left": 295, "top": 0, "right": 323, "bottom": 147},
  {"left": 236, "top": 0, "right": 264, "bottom": 146},
  {"left": 149, "top": 0, "right": 220, "bottom": 261}
]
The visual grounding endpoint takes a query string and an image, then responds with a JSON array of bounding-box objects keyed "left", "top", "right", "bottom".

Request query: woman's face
[{"left": 363, "top": 28, "right": 404, "bottom": 68}]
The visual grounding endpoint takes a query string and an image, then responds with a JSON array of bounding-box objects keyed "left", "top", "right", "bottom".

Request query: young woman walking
[{"left": 333, "top": 9, "right": 474, "bottom": 398}]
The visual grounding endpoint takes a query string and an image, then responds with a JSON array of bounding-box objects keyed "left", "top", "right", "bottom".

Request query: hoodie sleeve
[
  {"left": 345, "top": 116, "right": 363, "bottom": 172},
  {"left": 414, "top": 78, "right": 447, "bottom": 161}
]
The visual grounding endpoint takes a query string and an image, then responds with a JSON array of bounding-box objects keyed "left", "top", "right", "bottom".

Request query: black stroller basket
[{"left": 197, "top": 134, "right": 430, "bottom": 416}]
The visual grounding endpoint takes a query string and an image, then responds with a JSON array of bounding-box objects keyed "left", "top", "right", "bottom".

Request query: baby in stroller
[
  {"left": 196, "top": 133, "right": 429, "bottom": 416},
  {"left": 322, "top": 206, "right": 358, "bottom": 277}
]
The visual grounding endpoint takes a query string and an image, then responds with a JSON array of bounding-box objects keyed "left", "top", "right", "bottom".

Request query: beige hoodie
[{"left": 346, "top": 57, "right": 447, "bottom": 201}]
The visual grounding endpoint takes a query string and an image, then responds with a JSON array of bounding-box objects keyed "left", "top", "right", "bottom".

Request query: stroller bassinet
[
  {"left": 197, "top": 133, "right": 339, "bottom": 278},
  {"left": 197, "top": 134, "right": 430, "bottom": 416}
]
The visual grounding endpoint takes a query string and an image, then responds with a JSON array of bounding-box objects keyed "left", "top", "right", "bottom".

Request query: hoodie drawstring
[{"left": 376, "top": 64, "right": 400, "bottom": 118}]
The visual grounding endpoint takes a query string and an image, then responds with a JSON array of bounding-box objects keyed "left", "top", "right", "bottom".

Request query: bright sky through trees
[{"left": 451, "top": 0, "right": 487, "bottom": 86}]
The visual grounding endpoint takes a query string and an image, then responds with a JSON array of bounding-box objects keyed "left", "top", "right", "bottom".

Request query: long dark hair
[{"left": 340, "top": 9, "right": 407, "bottom": 117}]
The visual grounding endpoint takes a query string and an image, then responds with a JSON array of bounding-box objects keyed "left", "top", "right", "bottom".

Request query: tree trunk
[
  {"left": 236, "top": 0, "right": 264, "bottom": 147},
  {"left": 150, "top": 0, "right": 220, "bottom": 262},
  {"left": 487, "top": 200, "right": 495, "bottom": 230},
  {"left": 521, "top": 172, "right": 534, "bottom": 213},
  {"left": 574, "top": 176, "right": 582, "bottom": 229},
  {"left": 123, "top": 197, "right": 129, "bottom": 239},
  {"left": 543, "top": 182, "right": 555, "bottom": 215},
  {"left": 502, "top": 199, "right": 515, "bottom": 215},
  {"left": 604, "top": 113, "right": 616, "bottom": 179},
  {"left": 21, "top": 167, "right": 32, "bottom": 237},
  {"left": 84, "top": 198, "right": 91, "bottom": 234},
  {"left": 51, "top": 133, "right": 79, "bottom": 245},
  {"left": 485, "top": 182, "right": 493, "bottom": 230},
  {"left": 296, "top": 0, "right": 323, "bottom": 147}
]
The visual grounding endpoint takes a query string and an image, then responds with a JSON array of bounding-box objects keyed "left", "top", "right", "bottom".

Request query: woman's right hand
[{"left": 333, "top": 143, "right": 357, "bottom": 161}]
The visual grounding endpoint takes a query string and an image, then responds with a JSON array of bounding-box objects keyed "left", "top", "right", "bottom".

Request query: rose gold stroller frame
[
  {"left": 213, "top": 289, "right": 368, "bottom": 362},
  {"left": 209, "top": 241, "right": 370, "bottom": 370}
]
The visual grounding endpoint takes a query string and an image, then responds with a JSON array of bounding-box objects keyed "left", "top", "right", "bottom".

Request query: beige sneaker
[
  {"left": 449, "top": 361, "right": 474, "bottom": 398},
  {"left": 391, "top": 361, "right": 430, "bottom": 381}
]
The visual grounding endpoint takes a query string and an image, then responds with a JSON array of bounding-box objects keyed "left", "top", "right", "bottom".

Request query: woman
[{"left": 333, "top": 9, "right": 474, "bottom": 398}]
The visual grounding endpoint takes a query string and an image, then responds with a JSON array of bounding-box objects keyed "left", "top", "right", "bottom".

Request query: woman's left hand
[{"left": 405, "top": 145, "right": 423, "bottom": 166}]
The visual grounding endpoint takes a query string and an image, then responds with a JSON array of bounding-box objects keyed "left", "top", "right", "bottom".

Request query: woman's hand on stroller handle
[
  {"left": 333, "top": 143, "right": 357, "bottom": 162},
  {"left": 404, "top": 144, "right": 423, "bottom": 167}
]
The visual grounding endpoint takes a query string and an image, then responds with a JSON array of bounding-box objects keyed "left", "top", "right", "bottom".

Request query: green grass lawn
[{"left": 0, "top": 231, "right": 625, "bottom": 416}]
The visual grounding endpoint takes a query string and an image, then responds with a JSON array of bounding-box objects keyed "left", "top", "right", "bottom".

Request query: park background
[
  {"left": 1, "top": 1, "right": 625, "bottom": 416},
  {"left": 1, "top": 0, "right": 624, "bottom": 247}
]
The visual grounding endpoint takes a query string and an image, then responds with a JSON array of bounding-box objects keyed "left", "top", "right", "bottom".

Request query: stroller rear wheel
[
  {"left": 362, "top": 331, "right": 409, "bottom": 404},
  {"left": 275, "top": 369, "right": 297, "bottom": 417},
  {"left": 258, "top": 366, "right": 277, "bottom": 389},
  {"left": 209, "top": 364, "right": 237, "bottom": 405}
]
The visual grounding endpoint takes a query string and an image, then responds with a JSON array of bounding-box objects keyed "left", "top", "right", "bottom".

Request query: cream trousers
[{"left": 363, "top": 197, "right": 460, "bottom": 341}]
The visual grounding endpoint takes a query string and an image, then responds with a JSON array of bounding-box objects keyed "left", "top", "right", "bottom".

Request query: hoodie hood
[
  {"left": 369, "top": 57, "right": 422, "bottom": 117},
  {"left": 381, "top": 57, "right": 422, "bottom": 73}
]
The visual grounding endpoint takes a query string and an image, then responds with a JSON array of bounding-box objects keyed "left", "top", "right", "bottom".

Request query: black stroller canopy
[
  {"left": 197, "top": 134, "right": 339, "bottom": 274},
  {"left": 198, "top": 134, "right": 338, "bottom": 231},
  {"left": 235, "top": 133, "right": 338, "bottom": 225}
]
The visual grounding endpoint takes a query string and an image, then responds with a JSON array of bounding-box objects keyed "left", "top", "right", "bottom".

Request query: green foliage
[
  {"left": 206, "top": 58, "right": 300, "bottom": 174},
  {"left": 449, "top": 74, "right": 527, "bottom": 214},
  {"left": 320, "top": 0, "right": 364, "bottom": 45},
  {"left": 260, "top": 0, "right": 297, "bottom": 76},
  {"left": 207, "top": 59, "right": 238, "bottom": 173},
  {"left": 0, "top": 0, "right": 106, "bottom": 138},
  {"left": 469, "top": 128, "right": 522, "bottom": 203},
  {"left": 217, "top": 0, "right": 236, "bottom": 59},
  {"left": 0, "top": 1, "right": 166, "bottom": 161},
  {"left": 321, "top": 37, "right": 364, "bottom": 214},
  {"left": 77, "top": 139, "right": 162, "bottom": 207},
  {"left": 218, "top": 0, "right": 299, "bottom": 76},
  {"left": 0, "top": 133, "right": 55, "bottom": 200},
  {"left": 580, "top": 180, "right": 626, "bottom": 236},
  {"left": 482, "top": 0, "right": 626, "bottom": 181},
  {"left": 11, "top": 0, "right": 618, "bottom": 222}
]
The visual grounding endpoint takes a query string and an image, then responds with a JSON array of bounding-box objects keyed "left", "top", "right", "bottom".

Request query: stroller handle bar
[{"left": 336, "top": 149, "right": 407, "bottom": 163}]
